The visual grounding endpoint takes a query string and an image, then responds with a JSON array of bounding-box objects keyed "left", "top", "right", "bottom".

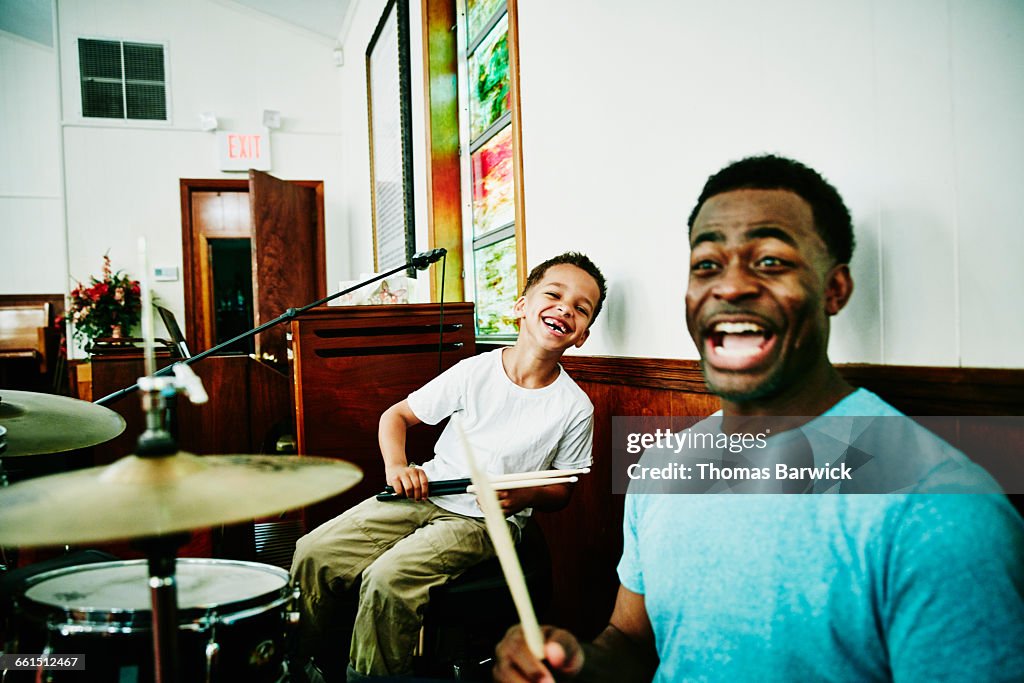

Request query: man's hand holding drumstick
[
  {"left": 493, "top": 624, "right": 585, "bottom": 682},
  {"left": 493, "top": 589, "right": 660, "bottom": 683}
]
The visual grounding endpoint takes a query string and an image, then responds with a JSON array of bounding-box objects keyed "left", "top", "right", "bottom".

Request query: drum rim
[{"left": 17, "top": 558, "right": 292, "bottom": 631}]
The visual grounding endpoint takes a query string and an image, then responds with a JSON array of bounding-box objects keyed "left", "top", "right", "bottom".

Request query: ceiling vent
[{"left": 78, "top": 38, "right": 167, "bottom": 121}]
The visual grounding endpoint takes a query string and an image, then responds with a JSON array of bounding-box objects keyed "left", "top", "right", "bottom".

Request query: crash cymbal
[
  {"left": 0, "top": 452, "right": 362, "bottom": 547},
  {"left": 0, "top": 390, "right": 126, "bottom": 457}
]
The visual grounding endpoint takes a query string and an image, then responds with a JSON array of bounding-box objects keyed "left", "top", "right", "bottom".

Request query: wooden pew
[{"left": 0, "top": 302, "right": 57, "bottom": 375}]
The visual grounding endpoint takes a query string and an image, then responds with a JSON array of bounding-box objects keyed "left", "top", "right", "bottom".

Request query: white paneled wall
[
  {"left": 514, "top": 0, "right": 1024, "bottom": 367},
  {"left": 0, "top": 30, "right": 65, "bottom": 293},
  {"left": 2, "top": 0, "right": 1022, "bottom": 367},
  {"left": 1, "top": 0, "right": 347, "bottom": 356}
]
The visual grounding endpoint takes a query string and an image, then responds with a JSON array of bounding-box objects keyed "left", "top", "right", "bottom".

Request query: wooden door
[
  {"left": 249, "top": 170, "right": 326, "bottom": 371},
  {"left": 180, "top": 176, "right": 326, "bottom": 360}
]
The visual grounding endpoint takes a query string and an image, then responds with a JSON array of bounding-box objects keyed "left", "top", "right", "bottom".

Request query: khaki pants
[{"left": 291, "top": 497, "right": 502, "bottom": 676}]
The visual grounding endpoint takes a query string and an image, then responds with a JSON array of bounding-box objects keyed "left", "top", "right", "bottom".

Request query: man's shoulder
[{"left": 824, "top": 388, "right": 904, "bottom": 417}]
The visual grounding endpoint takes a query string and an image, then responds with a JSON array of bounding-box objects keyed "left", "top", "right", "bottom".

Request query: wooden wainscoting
[{"left": 539, "top": 355, "right": 1024, "bottom": 638}]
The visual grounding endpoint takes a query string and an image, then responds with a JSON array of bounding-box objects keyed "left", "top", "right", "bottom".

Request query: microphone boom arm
[{"left": 94, "top": 248, "right": 447, "bottom": 407}]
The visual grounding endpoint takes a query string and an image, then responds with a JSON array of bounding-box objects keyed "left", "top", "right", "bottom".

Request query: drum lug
[
  {"left": 286, "top": 610, "right": 301, "bottom": 628},
  {"left": 205, "top": 621, "right": 220, "bottom": 683}
]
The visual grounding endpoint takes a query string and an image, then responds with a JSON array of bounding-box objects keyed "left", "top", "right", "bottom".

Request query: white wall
[
  {"left": 4, "top": 0, "right": 1022, "bottom": 368},
  {"left": 511, "top": 0, "right": 1024, "bottom": 367},
  {"left": 1, "top": 0, "right": 349, "bottom": 356},
  {"left": 0, "top": 29, "right": 65, "bottom": 293}
]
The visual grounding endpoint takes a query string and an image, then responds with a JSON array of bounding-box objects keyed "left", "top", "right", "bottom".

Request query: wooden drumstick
[
  {"left": 455, "top": 420, "right": 546, "bottom": 660},
  {"left": 467, "top": 476, "right": 577, "bottom": 493}
]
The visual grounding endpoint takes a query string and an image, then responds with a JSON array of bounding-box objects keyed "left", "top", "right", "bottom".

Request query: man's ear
[
  {"left": 574, "top": 327, "right": 591, "bottom": 348},
  {"left": 824, "top": 264, "right": 854, "bottom": 316}
]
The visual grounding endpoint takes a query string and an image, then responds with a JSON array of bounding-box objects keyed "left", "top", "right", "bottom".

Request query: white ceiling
[
  {"left": 232, "top": 0, "right": 352, "bottom": 42},
  {"left": 0, "top": 0, "right": 353, "bottom": 46},
  {"left": 0, "top": 0, "right": 53, "bottom": 46}
]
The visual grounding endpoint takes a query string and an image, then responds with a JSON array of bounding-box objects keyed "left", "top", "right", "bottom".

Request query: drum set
[{"left": 0, "top": 376, "right": 362, "bottom": 681}]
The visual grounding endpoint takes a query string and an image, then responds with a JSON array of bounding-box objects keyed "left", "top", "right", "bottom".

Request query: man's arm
[
  {"left": 886, "top": 495, "right": 1024, "bottom": 680},
  {"left": 378, "top": 399, "right": 430, "bottom": 500},
  {"left": 493, "top": 585, "right": 658, "bottom": 683}
]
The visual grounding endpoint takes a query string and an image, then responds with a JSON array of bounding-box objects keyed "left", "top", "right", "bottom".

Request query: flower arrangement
[{"left": 67, "top": 254, "right": 142, "bottom": 347}]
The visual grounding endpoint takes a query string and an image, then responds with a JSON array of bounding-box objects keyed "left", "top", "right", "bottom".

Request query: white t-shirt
[{"left": 407, "top": 348, "right": 594, "bottom": 527}]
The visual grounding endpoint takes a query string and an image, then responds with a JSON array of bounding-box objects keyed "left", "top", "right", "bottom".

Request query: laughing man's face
[{"left": 686, "top": 189, "right": 848, "bottom": 404}]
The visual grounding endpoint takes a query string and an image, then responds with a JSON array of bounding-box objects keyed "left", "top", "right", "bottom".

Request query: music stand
[{"left": 155, "top": 305, "right": 191, "bottom": 360}]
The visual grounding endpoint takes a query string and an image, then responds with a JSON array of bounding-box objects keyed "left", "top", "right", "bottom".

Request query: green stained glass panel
[
  {"left": 471, "top": 125, "right": 514, "bottom": 236},
  {"left": 467, "top": 0, "right": 505, "bottom": 43},
  {"left": 468, "top": 14, "right": 509, "bottom": 141},
  {"left": 474, "top": 237, "right": 518, "bottom": 336}
]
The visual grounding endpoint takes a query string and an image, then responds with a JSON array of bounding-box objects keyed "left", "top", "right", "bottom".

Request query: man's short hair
[
  {"left": 523, "top": 252, "right": 608, "bottom": 325},
  {"left": 687, "top": 154, "right": 855, "bottom": 265}
]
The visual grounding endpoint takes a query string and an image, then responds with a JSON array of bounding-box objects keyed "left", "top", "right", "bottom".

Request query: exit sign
[{"left": 217, "top": 130, "right": 272, "bottom": 171}]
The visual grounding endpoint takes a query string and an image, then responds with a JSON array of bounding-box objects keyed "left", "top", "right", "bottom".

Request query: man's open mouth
[
  {"left": 705, "top": 320, "right": 777, "bottom": 369},
  {"left": 543, "top": 317, "right": 570, "bottom": 335}
]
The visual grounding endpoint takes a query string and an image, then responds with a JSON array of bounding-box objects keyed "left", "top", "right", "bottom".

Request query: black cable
[{"left": 437, "top": 253, "right": 446, "bottom": 374}]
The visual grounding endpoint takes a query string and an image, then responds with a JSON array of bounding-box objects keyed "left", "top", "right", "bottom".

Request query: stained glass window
[
  {"left": 460, "top": 0, "right": 520, "bottom": 339},
  {"left": 474, "top": 237, "right": 518, "bottom": 336},
  {"left": 471, "top": 125, "right": 514, "bottom": 236},
  {"left": 468, "top": 14, "right": 510, "bottom": 140},
  {"left": 467, "top": 0, "right": 505, "bottom": 42}
]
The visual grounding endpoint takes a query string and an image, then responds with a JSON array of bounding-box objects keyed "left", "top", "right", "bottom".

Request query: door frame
[{"left": 179, "top": 178, "right": 326, "bottom": 353}]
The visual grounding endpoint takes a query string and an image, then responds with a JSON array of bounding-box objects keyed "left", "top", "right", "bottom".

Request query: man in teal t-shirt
[{"left": 494, "top": 155, "right": 1024, "bottom": 682}]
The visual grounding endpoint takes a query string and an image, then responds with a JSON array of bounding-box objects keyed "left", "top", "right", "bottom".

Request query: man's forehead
[{"left": 690, "top": 188, "right": 817, "bottom": 244}]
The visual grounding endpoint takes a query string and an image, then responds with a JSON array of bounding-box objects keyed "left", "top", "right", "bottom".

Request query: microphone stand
[{"left": 95, "top": 249, "right": 447, "bottom": 407}]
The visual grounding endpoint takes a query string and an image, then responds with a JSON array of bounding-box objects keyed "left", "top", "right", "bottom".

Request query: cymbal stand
[
  {"left": 134, "top": 252, "right": 209, "bottom": 683},
  {"left": 132, "top": 369, "right": 207, "bottom": 683},
  {"left": 1, "top": 429, "right": 10, "bottom": 572},
  {"left": 134, "top": 532, "right": 190, "bottom": 683},
  {"left": 134, "top": 373, "right": 183, "bottom": 683}
]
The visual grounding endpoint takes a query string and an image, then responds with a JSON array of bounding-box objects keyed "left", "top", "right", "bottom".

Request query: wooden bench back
[{"left": 0, "top": 302, "right": 51, "bottom": 355}]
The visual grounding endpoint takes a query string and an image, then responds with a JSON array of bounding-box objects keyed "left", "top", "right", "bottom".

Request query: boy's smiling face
[{"left": 513, "top": 264, "right": 600, "bottom": 353}]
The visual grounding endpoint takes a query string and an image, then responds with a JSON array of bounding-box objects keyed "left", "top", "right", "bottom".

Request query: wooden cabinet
[
  {"left": 87, "top": 353, "right": 290, "bottom": 466},
  {"left": 290, "top": 303, "right": 475, "bottom": 529}
]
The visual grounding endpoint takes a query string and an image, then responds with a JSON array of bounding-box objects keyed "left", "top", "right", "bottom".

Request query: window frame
[{"left": 454, "top": 0, "right": 527, "bottom": 341}]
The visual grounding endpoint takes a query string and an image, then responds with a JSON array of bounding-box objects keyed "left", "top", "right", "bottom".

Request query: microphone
[{"left": 411, "top": 247, "right": 447, "bottom": 270}]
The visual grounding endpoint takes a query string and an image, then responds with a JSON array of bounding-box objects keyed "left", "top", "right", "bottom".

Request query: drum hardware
[
  {"left": 204, "top": 618, "right": 220, "bottom": 683},
  {"left": 0, "top": 398, "right": 360, "bottom": 682},
  {"left": 0, "top": 240, "right": 361, "bottom": 683},
  {"left": 11, "top": 558, "right": 300, "bottom": 683}
]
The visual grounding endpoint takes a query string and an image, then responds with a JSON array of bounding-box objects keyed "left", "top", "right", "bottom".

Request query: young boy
[{"left": 291, "top": 252, "right": 607, "bottom": 680}]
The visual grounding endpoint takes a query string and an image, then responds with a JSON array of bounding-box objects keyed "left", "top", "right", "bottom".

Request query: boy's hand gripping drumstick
[{"left": 455, "top": 420, "right": 546, "bottom": 660}]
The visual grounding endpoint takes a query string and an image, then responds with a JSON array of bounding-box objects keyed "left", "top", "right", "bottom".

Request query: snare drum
[{"left": 9, "top": 558, "right": 298, "bottom": 683}]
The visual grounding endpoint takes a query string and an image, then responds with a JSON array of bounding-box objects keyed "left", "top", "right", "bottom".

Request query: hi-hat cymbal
[
  {"left": 0, "top": 452, "right": 362, "bottom": 547},
  {"left": 0, "top": 390, "right": 126, "bottom": 457}
]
